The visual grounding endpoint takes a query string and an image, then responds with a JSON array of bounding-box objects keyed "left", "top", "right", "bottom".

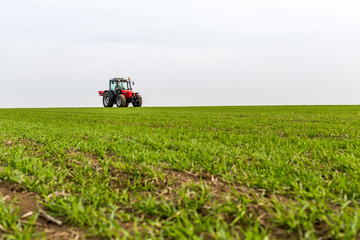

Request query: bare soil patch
[{"left": 0, "top": 182, "right": 100, "bottom": 240}]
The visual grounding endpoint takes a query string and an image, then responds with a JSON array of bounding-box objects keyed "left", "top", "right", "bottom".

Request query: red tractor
[{"left": 98, "top": 78, "right": 142, "bottom": 107}]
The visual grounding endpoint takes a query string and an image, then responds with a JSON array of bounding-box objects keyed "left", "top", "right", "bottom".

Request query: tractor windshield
[{"left": 117, "top": 81, "right": 129, "bottom": 90}]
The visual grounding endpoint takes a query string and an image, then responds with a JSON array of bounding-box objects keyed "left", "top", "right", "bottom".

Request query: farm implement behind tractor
[{"left": 98, "top": 78, "right": 142, "bottom": 107}]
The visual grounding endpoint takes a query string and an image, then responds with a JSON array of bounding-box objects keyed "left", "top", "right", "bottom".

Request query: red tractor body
[{"left": 120, "top": 90, "right": 135, "bottom": 99}]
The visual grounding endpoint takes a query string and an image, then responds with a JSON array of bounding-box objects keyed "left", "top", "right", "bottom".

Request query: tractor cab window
[
  {"left": 110, "top": 80, "right": 129, "bottom": 92},
  {"left": 110, "top": 81, "right": 118, "bottom": 92},
  {"left": 118, "top": 81, "right": 129, "bottom": 90}
]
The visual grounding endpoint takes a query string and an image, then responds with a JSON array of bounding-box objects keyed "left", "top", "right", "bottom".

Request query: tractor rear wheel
[
  {"left": 103, "top": 92, "right": 114, "bottom": 107},
  {"left": 132, "top": 94, "right": 142, "bottom": 107},
  {"left": 116, "top": 94, "right": 127, "bottom": 107}
]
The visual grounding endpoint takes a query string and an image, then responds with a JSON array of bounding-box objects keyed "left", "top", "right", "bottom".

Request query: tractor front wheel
[
  {"left": 132, "top": 94, "right": 142, "bottom": 107},
  {"left": 103, "top": 92, "right": 114, "bottom": 107},
  {"left": 116, "top": 94, "right": 127, "bottom": 107}
]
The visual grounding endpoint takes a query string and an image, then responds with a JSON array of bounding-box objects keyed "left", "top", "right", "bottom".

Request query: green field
[{"left": 0, "top": 106, "right": 359, "bottom": 239}]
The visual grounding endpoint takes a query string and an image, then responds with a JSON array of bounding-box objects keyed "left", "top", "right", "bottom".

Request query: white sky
[{"left": 1, "top": 0, "right": 359, "bottom": 107}]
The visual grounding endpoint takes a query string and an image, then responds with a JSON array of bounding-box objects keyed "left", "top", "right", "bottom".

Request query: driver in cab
[{"left": 115, "top": 82, "right": 122, "bottom": 93}]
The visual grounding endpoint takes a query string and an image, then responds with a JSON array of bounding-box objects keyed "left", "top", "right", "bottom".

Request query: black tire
[
  {"left": 132, "top": 94, "right": 142, "bottom": 107},
  {"left": 115, "top": 94, "right": 127, "bottom": 107},
  {"left": 103, "top": 92, "right": 114, "bottom": 107}
]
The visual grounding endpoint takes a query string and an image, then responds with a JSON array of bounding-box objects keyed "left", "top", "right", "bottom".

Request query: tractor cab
[
  {"left": 110, "top": 79, "right": 131, "bottom": 94},
  {"left": 109, "top": 78, "right": 135, "bottom": 99}
]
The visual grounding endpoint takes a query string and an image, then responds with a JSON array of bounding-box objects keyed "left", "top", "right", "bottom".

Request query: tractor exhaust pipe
[{"left": 128, "top": 77, "right": 132, "bottom": 91}]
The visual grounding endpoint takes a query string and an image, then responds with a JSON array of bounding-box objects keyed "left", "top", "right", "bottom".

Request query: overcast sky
[{"left": 1, "top": 0, "right": 359, "bottom": 107}]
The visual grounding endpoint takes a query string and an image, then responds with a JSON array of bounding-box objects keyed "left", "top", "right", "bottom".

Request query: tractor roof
[{"left": 111, "top": 78, "right": 128, "bottom": 82}]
